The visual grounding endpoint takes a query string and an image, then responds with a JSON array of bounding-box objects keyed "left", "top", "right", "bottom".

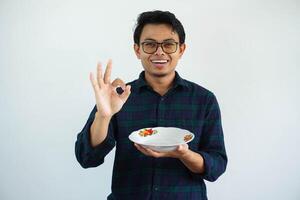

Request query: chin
[
  {"left": 149, "top": 69, "right": 173, "bottom": 78},
  {"left": 143, "top": 64, "right": 175, "bottom": 78},
  {"left": 152, "top": 73, "right": 168, "bottom": 77}
]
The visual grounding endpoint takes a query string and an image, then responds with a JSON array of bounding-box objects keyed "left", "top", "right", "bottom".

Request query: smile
[
  {"left": 150, "top": 59, "right": 169, "bottom": 68},
  {"left": 151, "top": 59, "right": 169, "bottom": 64}
]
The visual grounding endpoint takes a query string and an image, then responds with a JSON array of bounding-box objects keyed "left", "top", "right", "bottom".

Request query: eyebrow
[{"left": 143, "top": 38, "right": 176, "bottom": 42}]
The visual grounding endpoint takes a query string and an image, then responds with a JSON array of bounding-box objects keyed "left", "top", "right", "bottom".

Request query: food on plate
[
  {"left": 184, "top": 134, "right": 193, "bottom": 142},
  {"left": 138, "top": 128, "right": 158, "bottom": 137}
]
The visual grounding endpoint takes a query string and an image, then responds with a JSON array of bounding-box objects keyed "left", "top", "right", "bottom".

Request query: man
[{"left": 75, "top": 10, "right": 227, "bottom": 200}]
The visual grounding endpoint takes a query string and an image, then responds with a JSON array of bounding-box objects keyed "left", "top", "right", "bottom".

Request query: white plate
[{"left": 129, "top": 127, "right": 194, "bottom": 152}]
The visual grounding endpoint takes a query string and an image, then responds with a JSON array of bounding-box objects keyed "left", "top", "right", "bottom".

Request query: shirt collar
[{"left": 135, "top": 71, "right": 189, "bottom": 93}]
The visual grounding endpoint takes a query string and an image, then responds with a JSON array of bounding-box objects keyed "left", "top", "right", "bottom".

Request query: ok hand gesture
[{"left": 90, "top": 60, "right": 131, "bottom": 118}]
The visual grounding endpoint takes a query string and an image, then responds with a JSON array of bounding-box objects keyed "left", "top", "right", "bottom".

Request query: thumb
[
  {"left": 177, "top": 144, "right": 188, "bottom": 152},
  {"left": 177, "top": 144, "right": 183, "bottom": 151}
]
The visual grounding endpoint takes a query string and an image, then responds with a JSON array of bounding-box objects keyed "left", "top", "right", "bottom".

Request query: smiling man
[
  {"left": 75, "top": 10, "right": 227, "bottom": 200},
  {"left": 133, "top": 23, "right": 185, "bottom": 96}
]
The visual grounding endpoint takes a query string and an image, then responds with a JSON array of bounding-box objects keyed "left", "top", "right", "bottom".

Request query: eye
[
  {"left": 163, "top": 42, "right": 175, "bottom": 48},
  {"left": 144, "top": 42, "right": 157, "bottom": 48}
]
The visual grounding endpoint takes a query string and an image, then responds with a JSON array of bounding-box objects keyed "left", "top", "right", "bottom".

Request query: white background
[{"left": 1, "top": 0, "right": 299, "bottom": 199}]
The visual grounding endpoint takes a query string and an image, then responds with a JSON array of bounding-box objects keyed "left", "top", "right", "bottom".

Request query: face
[{"left": 134, "top": 24, "right": 186, "bottom": 79}]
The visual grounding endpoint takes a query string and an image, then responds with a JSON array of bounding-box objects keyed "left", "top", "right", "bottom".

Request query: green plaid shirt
[{"left": 75, "top": 71, "right": 227, "bottom": 200}]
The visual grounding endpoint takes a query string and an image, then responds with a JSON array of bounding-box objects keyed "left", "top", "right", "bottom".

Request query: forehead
[{"left": 140, "top": 24, "right": 179, "bottom": 41}]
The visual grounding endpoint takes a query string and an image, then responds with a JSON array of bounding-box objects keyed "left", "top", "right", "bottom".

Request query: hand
[
  {"left": 89, "top": 60, "right": 131, "bottom": 118},
  {"left": 134, "top": 143, "right": 190, "bottom": 159}
]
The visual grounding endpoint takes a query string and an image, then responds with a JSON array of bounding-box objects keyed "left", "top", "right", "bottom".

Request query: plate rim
[{"left": 128, "top": 126, "right": 195, "bottom": 147}]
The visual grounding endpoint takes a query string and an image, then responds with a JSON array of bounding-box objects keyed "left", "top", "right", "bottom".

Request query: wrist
[{"left": 95, "top": 111, "right": 112, "bottom": 121}]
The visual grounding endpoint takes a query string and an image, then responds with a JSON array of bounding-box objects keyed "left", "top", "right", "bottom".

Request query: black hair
[{"left": 133, "top": 10, "right": 185, "bottom": 45}]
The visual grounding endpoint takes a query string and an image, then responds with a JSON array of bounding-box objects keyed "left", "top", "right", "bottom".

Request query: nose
[{"left": 155, "top": 45, "right": 165, "bottom": 55}]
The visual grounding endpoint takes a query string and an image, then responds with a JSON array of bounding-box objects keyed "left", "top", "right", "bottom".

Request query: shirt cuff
[
  {"left": 81, "top": 124, "right": 115, "bottom": 156},
  {"left": 197, "top": 151, "right": 214, "bottom": 181}
]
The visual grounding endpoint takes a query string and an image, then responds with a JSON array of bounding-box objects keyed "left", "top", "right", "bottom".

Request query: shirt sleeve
[
  {"left": 195, "top": 93, "right": 228, "bottom": 182},
  {"left": 75, "top": 105, "right": 116, "bottom": 168}
]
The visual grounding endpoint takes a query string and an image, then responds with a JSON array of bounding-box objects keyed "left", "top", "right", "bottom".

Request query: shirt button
[
  {"left": 161, "top": 97, "right": 164, "bottom": 101},
  {"left": 154, "top": 187, "right": 159, "bottom": 191}
]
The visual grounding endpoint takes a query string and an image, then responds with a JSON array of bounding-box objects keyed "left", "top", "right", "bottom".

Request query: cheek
[
  {"left": 169, "top": 56, "right": 180, "bottom": 65},
  {"left": 140, "top": 57, "right": 151, "bottom": 68},
  {"left": 140, "top": 55, "right": 150, "bottom": 63}
]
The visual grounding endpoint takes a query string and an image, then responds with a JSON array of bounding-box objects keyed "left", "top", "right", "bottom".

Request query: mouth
[{"left": 150, "top": 59, "right": 169, "bottom": 68}]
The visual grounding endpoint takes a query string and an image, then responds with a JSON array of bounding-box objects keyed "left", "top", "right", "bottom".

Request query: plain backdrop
[{"left": 1, "top": 0, "right": 299, "bottom": 199}]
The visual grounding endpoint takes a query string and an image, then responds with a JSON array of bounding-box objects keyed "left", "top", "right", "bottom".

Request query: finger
[
  {"left": 176, "top": 144, "right": 189, "bottom": 156},
  {"left": 111, "top": 78, "right": 126, "bottom": 88},
  {"left": 120, "top": 85, "right": 131, "bottom": 102},
  {"left": 181, "top": 144, "right": 189, "bottom": 150},
  {"left": 134, "top": 143, "right": 150, "bottom": 156},
  {"left": 89, "top": 72, "right": 100, "bottom": 94},
  {"left": 177, "top": 145, "right": 182, "bottom": 150},
  {"left": 135, "top": 143, "right": 158, "bottom": 157},
  {"left": 145, "top": 148, "right": 163, "bottom": 158},
  {"left": 97, "top": 62, "right": 105, "bottom": 87},
  {"left": 136, "top": 144, "right": 164, "bottom": 158},
  {"left": 135, "top": 143, "right": 147, "bottom": 152},
  {"left": 111, "top": 78, "right": 126, "bottom": 94},
  {"left": 104, "top": 59, "right": 112, "bottom": 84}
]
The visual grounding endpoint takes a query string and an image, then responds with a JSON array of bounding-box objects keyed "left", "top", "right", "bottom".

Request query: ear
[
  {"left": 134, "top": 44, "right": 141, "bottom": 59},
  {"left": 178, "top": 43, "right": 186, "bottom": 59}
]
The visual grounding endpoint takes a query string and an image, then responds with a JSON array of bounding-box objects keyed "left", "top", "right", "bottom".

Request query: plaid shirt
[{"left": 75, "top": 71, "right": 227, "bottom": 200}]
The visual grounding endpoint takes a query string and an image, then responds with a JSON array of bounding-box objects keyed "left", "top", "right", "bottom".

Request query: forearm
[
  {"left": 179, "top": 150, "right": 205, "bottom": 174},
  {"left": 90, "top": 112, "right": 112, "bottom": 148}
]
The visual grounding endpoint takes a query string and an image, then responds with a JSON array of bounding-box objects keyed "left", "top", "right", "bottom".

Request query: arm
[
  {"left": 90, "top": 111, "right": 112, "bottom": 147},
  {"left": 135, "top": 143, "right": 205, "bottom": 174},
  {"left": 134, "top": 93, "right": 227, "bottom": 181},
  {"left": 179, "top": 148, "right": 205, "bottom": 174},
  {"left": 75, "top": 61, "right": 131, "bottom": 168},
  {"left": 196, "top": 93, "right": 227, "bottom": 182},
  {"left": 75, "top": 106, "right": 116, "bottom": 168}
]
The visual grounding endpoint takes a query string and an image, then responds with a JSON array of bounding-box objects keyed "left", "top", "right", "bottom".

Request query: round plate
[{"left": 129, "top": 127, "right": 194, "bottom": 152}]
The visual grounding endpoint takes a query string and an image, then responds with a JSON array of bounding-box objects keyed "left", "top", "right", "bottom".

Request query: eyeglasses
[{"left": 140, "top": 41, "right": 179, "bottom": 54}]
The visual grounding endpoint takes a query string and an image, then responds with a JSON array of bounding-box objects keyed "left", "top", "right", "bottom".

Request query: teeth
[{"left": 152, "top": 60, "right": 168, "bottom": 63}]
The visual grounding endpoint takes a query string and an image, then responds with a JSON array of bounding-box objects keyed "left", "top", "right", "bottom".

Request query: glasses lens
[
  {"left": 142, "top": 42, "right": 157, "bottom": 54},
  {"left": 142, "top": 41, "right": 178, "bottom": 54},
  {"left": 162, "top": 42, "right": 177, "bottom": 53}
]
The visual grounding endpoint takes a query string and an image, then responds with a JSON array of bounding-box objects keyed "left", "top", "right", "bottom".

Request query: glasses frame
[{"left": 140, "top": 41, "right": 179, "bottom": 54}]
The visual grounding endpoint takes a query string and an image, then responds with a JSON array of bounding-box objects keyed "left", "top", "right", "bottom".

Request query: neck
[{"left": 144, "top": 71, "right": 176, "bottom": 96}]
